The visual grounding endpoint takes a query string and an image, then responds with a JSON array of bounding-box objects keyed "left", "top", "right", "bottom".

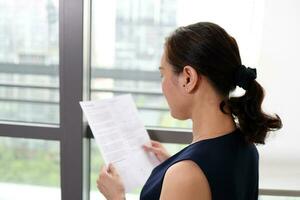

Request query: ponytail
[{"left": 227, "top": 81, "right": 282, "bottom": 144}]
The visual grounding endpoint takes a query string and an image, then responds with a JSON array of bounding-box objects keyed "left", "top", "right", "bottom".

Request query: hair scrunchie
[{"left": 235, "top": 65, "right": 257, "bottom": 90}]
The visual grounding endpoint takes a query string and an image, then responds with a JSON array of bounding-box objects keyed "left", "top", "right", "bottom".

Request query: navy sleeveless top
[{"left": 140, "top": 128, "right": 259, "bottom": 200}]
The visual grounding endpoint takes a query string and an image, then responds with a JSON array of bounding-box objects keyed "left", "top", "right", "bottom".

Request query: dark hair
[{"left": 165, "top": 22, "right": 282, "bottom": 144}]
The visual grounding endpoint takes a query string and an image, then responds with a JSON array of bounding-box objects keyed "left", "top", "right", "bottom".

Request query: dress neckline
[{"left": 179, "top": 128, "right": 240, "bottom": 153}]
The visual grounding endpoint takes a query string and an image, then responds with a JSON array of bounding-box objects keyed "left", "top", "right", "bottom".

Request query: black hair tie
[{"left": 235, "top": 65, "right": 257, "bottom": 90}]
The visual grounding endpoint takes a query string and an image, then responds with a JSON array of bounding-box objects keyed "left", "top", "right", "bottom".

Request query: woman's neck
[{"left": 190, "top": 100, "right": 236, "bottom": 144}]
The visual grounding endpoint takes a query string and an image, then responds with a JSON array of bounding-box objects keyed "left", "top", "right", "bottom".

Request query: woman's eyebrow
[{"left": 158, "top": 66, "right": 164, "bottom": 70}]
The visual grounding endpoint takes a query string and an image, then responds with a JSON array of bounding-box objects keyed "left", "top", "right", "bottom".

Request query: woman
[{"left": 96, "top": 22, "right": 282, "bottom": 200}]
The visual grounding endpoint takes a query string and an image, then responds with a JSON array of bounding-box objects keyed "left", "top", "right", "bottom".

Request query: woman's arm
[{"left": 159, "top": 160, "right": 211, "bottom": 200}]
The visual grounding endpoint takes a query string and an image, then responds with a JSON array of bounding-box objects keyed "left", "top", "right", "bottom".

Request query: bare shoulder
[{"left": 159, "top": 160, "right": 211, "bottom": 200}]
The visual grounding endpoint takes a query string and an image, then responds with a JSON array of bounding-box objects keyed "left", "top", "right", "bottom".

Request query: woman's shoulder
[{"left": 160, "top": 160, "right": 211, "bottom": 200}]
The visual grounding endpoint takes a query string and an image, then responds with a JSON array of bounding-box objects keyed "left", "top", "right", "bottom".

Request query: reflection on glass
[
  {"left": 0, "top": 0, "right": 59, "bottom": 124},
  {"left": 0, "top": 137, "right": 60, "bottom": 200}
]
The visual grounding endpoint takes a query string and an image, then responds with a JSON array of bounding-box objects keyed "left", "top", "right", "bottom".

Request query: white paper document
[{"left": 80, "top": 94, "right": 160, "bottom": 192}]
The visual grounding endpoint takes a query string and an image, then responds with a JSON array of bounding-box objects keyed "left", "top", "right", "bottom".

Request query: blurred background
[{"left": 0, "top": 0, "right": 299, "bottom": 199}]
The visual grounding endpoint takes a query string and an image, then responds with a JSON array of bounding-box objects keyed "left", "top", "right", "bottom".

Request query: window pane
[
  {"left": 255, "top": 0, "right": 300, "bottom": 192},
  {"left": 0, "top": 137, "right": 60, "bottom": 200},
  {"left": 0, "top": 0, "right": 59, "bottom": 124}
]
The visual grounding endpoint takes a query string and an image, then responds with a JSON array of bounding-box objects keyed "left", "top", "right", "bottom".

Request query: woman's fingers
[
  {"left": 143, "top": 140, "right": 170, "bottom": 162},
  {"left": 143, "top": 144, "right": 161, "bottom": 154},
  {"left": 150, "top": 140, "right": 163, "bottom": 147},
  {"left": 100, "top": 165, "right": 108, "bottom": 175},
  {"left": 107, "top": 163, "right": 119, "bottom": 176}
]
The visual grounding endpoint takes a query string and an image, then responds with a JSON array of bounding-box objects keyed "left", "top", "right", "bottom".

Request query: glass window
[
  {"left": 255, "top": 0, "right": 300, "bottom": 192},
  {"left": 0, "top": 0, "right": 59, "bottom": 124},
  {"left": 0, "top": 137, "right": 60, "bottom": 200}
]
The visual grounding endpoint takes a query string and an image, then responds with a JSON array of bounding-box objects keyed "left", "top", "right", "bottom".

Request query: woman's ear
[{"left": 180, "top": 66, "right": 200, "bottom": 93}]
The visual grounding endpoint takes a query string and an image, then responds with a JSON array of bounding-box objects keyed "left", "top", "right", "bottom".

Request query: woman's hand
[
  {"left": 97, "top": 163, "right": 125, "bottom": 200},
  {"left": 142, "top": 140, "right": 171, "bottom": 163}
]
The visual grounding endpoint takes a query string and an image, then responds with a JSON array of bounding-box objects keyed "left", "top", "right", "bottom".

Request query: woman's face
[{"left": 159, "top": 51, "right": 191, "bottom": 120}]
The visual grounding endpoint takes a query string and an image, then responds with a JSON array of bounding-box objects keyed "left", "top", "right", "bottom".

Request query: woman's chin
[{"left": 170, "top": 110, "right": 189, "bottom": 120}]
